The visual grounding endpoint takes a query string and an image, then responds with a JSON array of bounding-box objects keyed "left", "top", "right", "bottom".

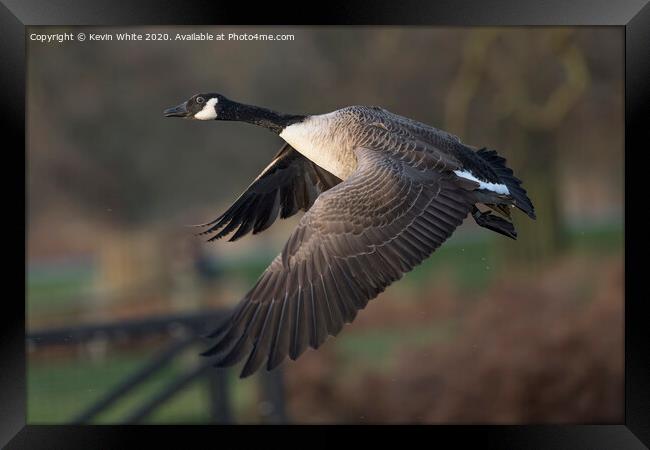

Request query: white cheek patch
[
  {"left": 454, "top": 169, "right": 510, "bottom": 195},
  {"left": 194, "top": 98, "right": 218, "bottom": 120}
]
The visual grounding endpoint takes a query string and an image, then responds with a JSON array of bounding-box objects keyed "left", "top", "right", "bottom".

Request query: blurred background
[{"left": 27, "top": 26, "right": 623, "bottom": 424}]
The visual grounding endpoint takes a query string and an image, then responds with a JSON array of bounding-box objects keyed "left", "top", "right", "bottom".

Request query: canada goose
[{"left": 164, "top": 93, "right": 536, "bottom": 378}]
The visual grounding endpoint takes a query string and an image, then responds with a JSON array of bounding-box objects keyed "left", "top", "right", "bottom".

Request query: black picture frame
[{"left": 3, "top": 0, "right": 648, "bottom": 448}]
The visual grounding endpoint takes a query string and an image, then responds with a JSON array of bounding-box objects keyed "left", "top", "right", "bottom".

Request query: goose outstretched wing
[
  {"left": 198, "top": 143, "right": 342, "bottom": 241},
  {"left": 202, "top": 147, "right": 474, "bottom": 377}
]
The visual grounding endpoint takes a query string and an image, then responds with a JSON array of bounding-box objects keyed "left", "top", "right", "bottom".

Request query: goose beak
[{"left": 164, "top": 102, "right": 190, "bottom": 118}]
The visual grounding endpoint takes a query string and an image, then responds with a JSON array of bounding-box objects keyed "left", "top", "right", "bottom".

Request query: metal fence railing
[{"left": 27, "top": 309, "right": 288, "bottom": 424}]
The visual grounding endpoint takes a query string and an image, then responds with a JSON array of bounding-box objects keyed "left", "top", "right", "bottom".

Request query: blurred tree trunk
[
  {"left": 500, "top": 124, "right": 568, "bottom": 267},
  {"left": 446, "top": 29, "right": 590, "bottom": 268},
  {"left": 496, "top": 31, "right": 589, "bottom": 267}
]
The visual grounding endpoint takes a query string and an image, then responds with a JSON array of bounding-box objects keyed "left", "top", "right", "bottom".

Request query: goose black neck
[{"left": 220, "top": 100, "right": 306, "bottom": 134}]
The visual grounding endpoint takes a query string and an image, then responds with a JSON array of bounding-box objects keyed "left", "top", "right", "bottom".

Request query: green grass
[
  {"left": 27, "top": 347, "right": 257, "bottom": 424},
  {"left": 27, "top": 273, "right": 94, "bottom": 317},
  {"left": 29, "top": 352, "right": 144, "bottom": 423},
  {"left": 570, "top": 223, "right": 623, "bottom": 254}
]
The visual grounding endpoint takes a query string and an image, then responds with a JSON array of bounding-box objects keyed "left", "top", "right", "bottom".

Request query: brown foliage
[{"left": 285, "top": 256, "right": 623, "bottom": 424}]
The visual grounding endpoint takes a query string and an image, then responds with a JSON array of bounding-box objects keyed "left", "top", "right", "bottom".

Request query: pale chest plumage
[{"left": 279, "top": 112, "right": 358, "bottom": 180}]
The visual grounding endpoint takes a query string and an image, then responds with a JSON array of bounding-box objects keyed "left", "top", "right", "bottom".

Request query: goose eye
[{"left": 196, "top": 97, "right": 205, "bottom": 104}]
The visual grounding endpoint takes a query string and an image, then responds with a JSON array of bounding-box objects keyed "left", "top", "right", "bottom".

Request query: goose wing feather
[
  {"left": 198, "top": 143, "right": 342, "bottom": 241},
  {"left": 202, "top": 146, "right": 473, "bottom": 378}
]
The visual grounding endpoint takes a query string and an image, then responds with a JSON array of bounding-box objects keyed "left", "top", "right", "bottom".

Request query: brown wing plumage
[
  {"left": 202, "top": 147, "right": 474, "bottom": 378},
  {"left": 197, "top": 143, "right": 342, "bottom": 241}
]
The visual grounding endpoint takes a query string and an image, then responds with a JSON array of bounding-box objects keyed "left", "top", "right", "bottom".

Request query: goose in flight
[{"left": 164, "top": 93, "right": 535, "bottom": 378}]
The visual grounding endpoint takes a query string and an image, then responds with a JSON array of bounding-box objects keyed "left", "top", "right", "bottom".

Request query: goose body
[
  {"left": 164, "top": 94, "right": 536, "bottom": 377},
  {"left": 279, "top": 111, "right": 356, "bottom": 179}
]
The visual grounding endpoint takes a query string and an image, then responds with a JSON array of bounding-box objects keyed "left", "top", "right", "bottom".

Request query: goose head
[{"left": 163, "top": 93, "right": 226, "bottom": 120}]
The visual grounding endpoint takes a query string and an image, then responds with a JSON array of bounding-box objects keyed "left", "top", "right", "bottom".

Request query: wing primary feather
[
  {"left": 267, "top": 291, "right": 292, "bottom": 370},
  {"left": 308, "top": 281, "right": 326, "bottom": 348},
  {"left": 291, "top": 284, "right": 310, "bottom": 360},
  {"left": 373, "top": 246, "right": 403, "bottom": 281},
  {"left": 253, "top": 191, "right": 281, "bottom": 234},
  {"left": 201, "top": 301, "right": 259, "bottom": 356},
  {"left": 333, "top": 257, "right": 370, "bottom": 309},
  {"left": 228, "top": 198, "right": 262, "bottom": 241},
  {"left": 280, "top": 185, "right": 299, "bottom": 218},
  {"left": 240, "top": 301, "right": 278, "bottom": 378},
  {"left": 200, "top": 195, "right": 255, "bottom": 236},
  {"left": 202, "top": 299, "right": 252, "bottom": 341},
  {"left": 326, "top": 264, "right": 357, "bottom": 323},
  {"left": 211, "top": 303, "right": 263, "bottom": 367},
  {"left": 321, "top": 274, "right": 343, "bottom": 335},
  {"left": 214, "top": 302, "right": 269, "bottom": 367}
]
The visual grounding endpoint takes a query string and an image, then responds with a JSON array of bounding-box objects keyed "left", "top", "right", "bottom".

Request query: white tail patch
[
  {"left": 194, "top": 98, "right": 219, "bottom": 120},
  {"left": 454, "top": 169, "right": 510, "bottom": 195}
]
